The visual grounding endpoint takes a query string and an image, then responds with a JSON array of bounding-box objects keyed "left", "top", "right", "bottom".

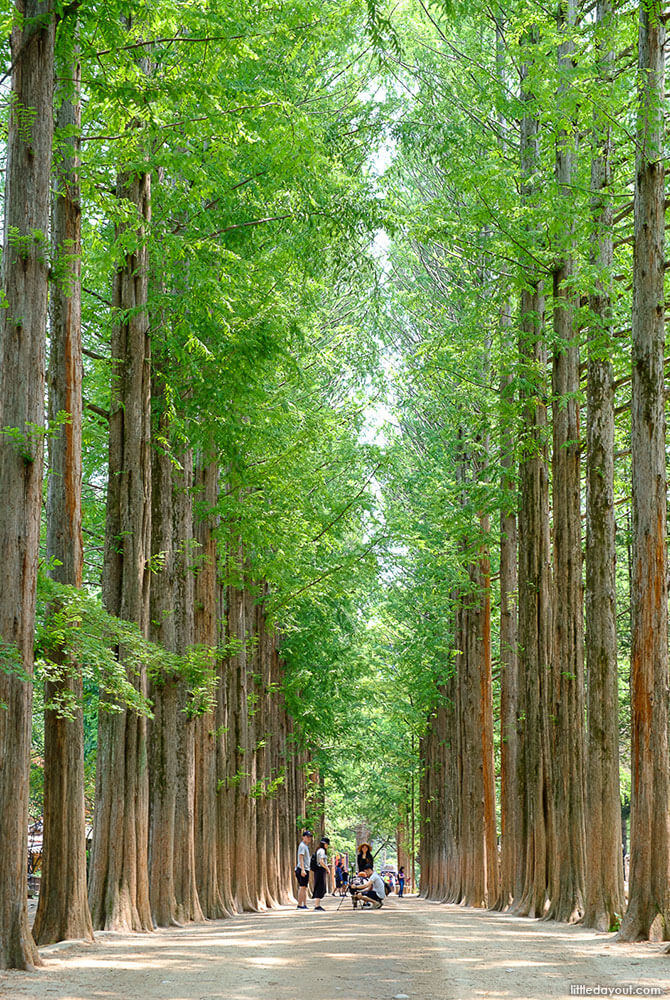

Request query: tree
[
  {"left": 583, "top": 0, "right": 624, "bottom": 933},
  {"left": 88, "top": 54, "right": 154, "bottom": 927},
  {"left": 548, "top": 0, "right": 586, "bottom": 924},
  {"left": 515, "top": 23, "right": 554, "bottom": 920},
  {"left": 496, "top": 300, "right": 520, "bottom": 910},
  {"left": 32, "top": 14, "right": 94, "bottom": 946},
  {"left": 618, "top": 0, "right": 670, "bottom": 944},
  {"left": 0, "top": 0, "right": 55, "bottom": 970}
]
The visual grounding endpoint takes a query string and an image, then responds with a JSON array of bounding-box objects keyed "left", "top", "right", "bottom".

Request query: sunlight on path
[{"left": 1, "top": 897, "right": 668, "bottom": 1000}]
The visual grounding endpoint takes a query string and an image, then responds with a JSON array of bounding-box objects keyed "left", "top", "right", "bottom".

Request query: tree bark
[
  {"left": 147, "top": 378, "right": 178, "bottom": 928},
  {"left": 515, "top": 27, "right": 554, "bottom": 917},
  {"left": 33, "top": 26, "right": 94, "bottom": 947},
  {"left": 88, "top": 163, "right": 153, "bottom": 933},
  {"left": 495, "top": 306, "right": 520, "bottom": 911},
  {"left": 193, "top": 459, "right": 228, "bottom": 919},
  {"left": 477, "top": 518, "right": 498, "bottom": 907},
  {"left": 548, "top": 0, "right": 586, "bottom": 924},
  {"left": 216, "top": 576, "right": 237, "bottom": 915},
  {"left": 618, "top": 0, "right": 670, "bottom": 944},
  {"left": 0, "top": 0, "right": 55, "bottom": 970},
  {"left": 583, "top": 0, "right": 624, "bottom": 933},
  {"left": 172, "top": 450, "right": 203, "bottom": 925}
]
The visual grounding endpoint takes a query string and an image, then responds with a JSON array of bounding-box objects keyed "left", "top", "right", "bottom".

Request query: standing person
[
  {"left": 334, "top": 857, "right": 343, "bottom": 895},
  {"left": 295, "top": 829, "right": 313, "bottom": 910},
  {"left": 312, "top": 836, "right": 330, "bottom": 911},
  {"left": 398, "top": 866, "right": 405, "bottom": 897},
  {"left": 356, "top": 841, "right": 374, "bottom": 874}
]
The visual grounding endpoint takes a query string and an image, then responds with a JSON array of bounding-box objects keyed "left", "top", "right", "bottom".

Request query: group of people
[
  {"left": 294, "top": 831, "right": 407, "bottom": 911},
  {"left": 295, "top": 830, "right": 330, "bottom": 910}
]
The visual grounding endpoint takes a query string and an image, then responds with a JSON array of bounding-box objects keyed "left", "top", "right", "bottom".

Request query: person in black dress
[
  {"left": 356, "top": 841, "right": 374, "bottom": 874},
  {"left": 313, "top": 836, "right": 330, "bottom": 910}
]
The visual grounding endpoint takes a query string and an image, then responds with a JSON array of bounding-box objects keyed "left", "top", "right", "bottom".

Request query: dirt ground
[{"left": 2, "top": 895, "right": 668, "bottom": 1000}]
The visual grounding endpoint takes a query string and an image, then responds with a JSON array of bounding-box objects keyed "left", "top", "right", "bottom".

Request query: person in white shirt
[
  {"left": 294, "top": 830, "right": 313, "bottom": 910},
  {"left": 352, "top": 867, "right": 386, "bottom": 909}
]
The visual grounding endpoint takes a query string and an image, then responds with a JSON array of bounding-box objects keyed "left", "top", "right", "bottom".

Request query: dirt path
[{"left": 2, "top": 896, "right": 668, "bottom": 1000}]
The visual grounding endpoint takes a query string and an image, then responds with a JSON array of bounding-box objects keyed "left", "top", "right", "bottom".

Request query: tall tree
[
  {"left": 32, "top": 17, "right": 94, "bottom": 946},
  {"left": 193, "top": 459, "right": 228, "bottom": 919},
  {"left": 147, "top": 372, "right": 180, "bottom": 928},
  {"left": 88, "top": 73, "right": 153, "bottom": 928},
  {"left": 171, "top": 449, "right": 204, "bottom": 925},
  {"left": 495, "top": 302, "right": 520, "bottom": 910},
  {"left": 492, "top": 12, "right": 520, "bottom": 912},
  {"left": 618, "top": 0, "right": 670, "bottom": 943},
  {"left": 583, "top": 0, "right": 624, "bottom": 933},
  {"left": 548, "top": 0, "right": 586, "bottom": 924},
  {"left": 0, "top": 0, "right": 55, "bottom": 970},
  {"left": 515, "top": 24, "right": 554, "bottom": 919}
]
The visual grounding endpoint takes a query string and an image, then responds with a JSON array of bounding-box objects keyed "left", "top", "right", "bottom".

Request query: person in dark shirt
[
  {"left": 313, "top": 836, "right": 330, "bottom": 911},
  {"left": 334, "top": 858, "right": 344, "bottom": 895},
  {"left": 398, "top": 866, "right": 406, "bottom": 897},
  {"left": 356, "top": 841, "right": 374, "bottom": 874}
]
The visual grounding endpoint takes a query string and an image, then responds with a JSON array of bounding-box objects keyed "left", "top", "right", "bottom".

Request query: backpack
[{"left": 310, "top": 852, "right": 319, "bottom": 872}]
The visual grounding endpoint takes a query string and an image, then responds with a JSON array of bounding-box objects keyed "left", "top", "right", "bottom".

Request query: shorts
[
  {"left": 313, "top": 867, "right": 327, "bottom": 898},
  {"left": 361, "top": 889, "right": 383, "bottom": 904},
  {"left": 295, "top": 868, "right": 309, "bottom": 887}
]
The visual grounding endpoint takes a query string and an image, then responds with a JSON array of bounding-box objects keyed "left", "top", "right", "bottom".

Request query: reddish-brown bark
[
  {"left": 513, "top": 25, "right": 554, "bottom": 921},
  {"left": 88, "top": 163, "right": 153, "bottom": 933},
  {"left": 583, "top": 0, "right": 624, "bottom": 933},
  {"left": 618, "top": 0, "right": 670, "bottom": 944},
  {"left": 33, "top": 29, "right": 94, "bottom": 947},
  {"left": 0, "top": 0, "right": 55, "bottom": 970},
  {"left": 548, "top": 1, "right": 586, "bottom": 926}
]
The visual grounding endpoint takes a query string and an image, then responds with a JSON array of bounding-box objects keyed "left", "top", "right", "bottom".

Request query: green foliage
[
  {"left": 10, "top": 0, "right": 639, "bottom": 855},
  {"left": 35, "top": 575, "right": 220, "bottom": 719}
]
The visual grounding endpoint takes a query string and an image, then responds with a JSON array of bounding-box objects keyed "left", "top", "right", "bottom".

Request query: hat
[
  {"left": 302, "top": 829, "right": 313, "bottom": 837},
  {"left": 358, "top": 842, "right": 371, "bottom": 852},
  {"left": 320, "top": 836, "right": 330, "bottom": 844}
]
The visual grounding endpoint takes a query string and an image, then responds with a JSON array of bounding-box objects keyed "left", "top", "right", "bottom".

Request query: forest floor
[{"left": 1, "top": 895, "right": 668, "bottom": 1000}]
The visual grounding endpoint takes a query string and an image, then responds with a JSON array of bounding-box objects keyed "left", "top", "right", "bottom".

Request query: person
[
  {"left": 334, "top": 857, "right": 344, "bottom": 895},
  {"left": 312, "top": 836, "right": 330, "bottom": 911},
  {"left": 356, "top": 841, "right": 374, "bottom": 874},
  {"left": 398, "top": 866, "right": 405, "bottom": 897},
  {"left": 352, "top": 866, "right": 386, "bottom": 909},
  {"left": 294, "top": 829, "right": 313, "bottom": 910}
]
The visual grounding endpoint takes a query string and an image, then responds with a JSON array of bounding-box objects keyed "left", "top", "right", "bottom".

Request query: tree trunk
[
  {"left": 33, "top": 27, "right": 94, "bottom": 948},
  {"left": 495, "top": 307, "right": 520, "bottom": 911},
  {"left": 147, "top": 379, "right": 178, "bottom": 928},
  {"left": 477, "top": 517, "right": 498, "bottom": 907},
  {"left": 0, "top": 0, "right": 55, "bottom": 970},
  {"left": 193, "top": 459, "right": 228, "bottom": 919},
  {"left": 172, "top": 450, "right": 203, "bottom": 924},
  {"left": 618, "top": 0, "right": 670, "bottom": 944},
  {"left": 514, "top": 24, "right": 554, "bottom": 920},
  {"left": 548, "top": 0, "right": 586, "bottom": 924},
  {"left": 583, "top": 0, "right": 624, "bottom": 933},
  {"left": 227, "top": 569, "right": 257, "bottom": 912},
  {"left": 88, "top": 163, "right": 153, "bottom": 933},
  {"left": 216, "top": 578, "right": 237, "bottom": 915}
]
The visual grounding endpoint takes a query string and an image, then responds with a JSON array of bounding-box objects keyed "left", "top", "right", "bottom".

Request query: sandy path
[{"left": 1, "top": 896, "right": 668, "bottom": 1000}]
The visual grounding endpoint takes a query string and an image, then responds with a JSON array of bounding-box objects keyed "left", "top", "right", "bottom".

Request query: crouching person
[{"left": 352, "top": 867, "right": 386, "bottom": 909}]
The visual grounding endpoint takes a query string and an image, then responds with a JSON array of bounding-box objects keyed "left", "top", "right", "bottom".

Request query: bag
[{"left": 310, "top": 852, "right": 319, "bottom": 872}]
